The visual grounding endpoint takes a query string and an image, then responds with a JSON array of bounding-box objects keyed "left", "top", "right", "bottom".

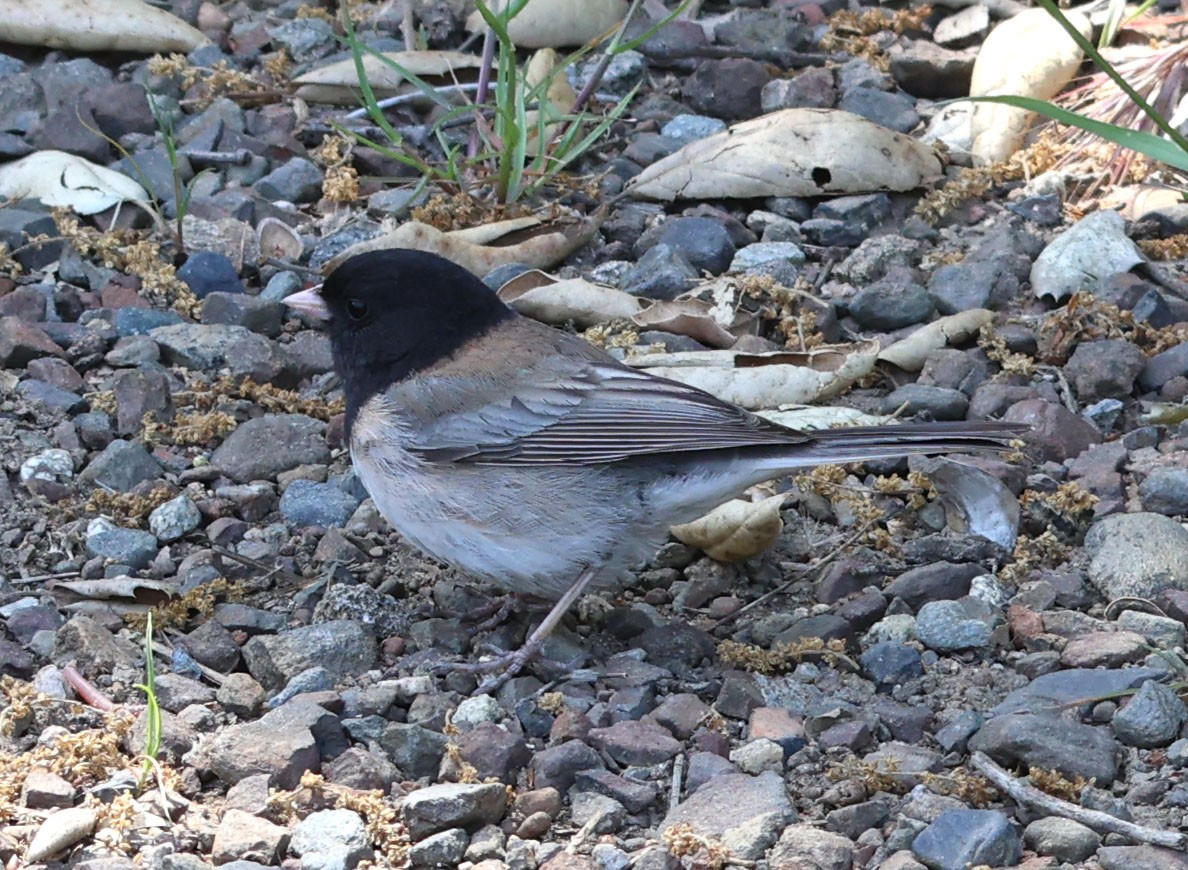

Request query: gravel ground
[{"left": 3, "top": 1, "right": 1188, "bottom": 869}]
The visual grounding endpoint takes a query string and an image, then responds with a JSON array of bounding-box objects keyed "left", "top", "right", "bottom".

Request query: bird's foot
[{"left": 462, "top": 594, "right": 519, "bottom": 634}]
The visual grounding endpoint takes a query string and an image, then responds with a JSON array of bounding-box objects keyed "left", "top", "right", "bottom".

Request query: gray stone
[
  {"left": 881, "top": 384, "right": 969, "bottom": 421},
  {"left": 256, "top": 157, "right": 323, "bottom": 203},
  {"left": 401, "top": 783, "right": 508, "bottom": 841},
  {"left": 242, "top": 620, "right": 377, "bottom": 692},
  {"left": 148, "top": 495, "right": 202, "bottom": 543},
  {"left": 290, "top": 808, "right": 372, "bottom": 870},
  {"left": 379, "top": 722, "right": 449, "bottom": 779},
  {"left": 662, "top": 772, "right": 794, "bottom": 861},
  {"left": 660, "top": 114, "right": 726, "bottom": 145},
  {"left": 85, "top": 519, "right": 158, "bottom": 569},
  {"left": 212, "top": 414, "right": 330, "bottom": 483},
  {"left": 1112, "top": 679, "right": 1187, "bottom": 748},
  {"left": 1139, "top": 468, "right": 1188, "bottom": 517},
  {"left": 150, "top": 323, "right": 277, "bottom": 381},
  {"left": 848, "top": 277, "right": 934, "bottom": 330},
  {"left": 1023, "top": 816, "right": 1100, "bottom": 863},
  {"left": 911, "top": 809, "right": 1021, "bottom": 870},
  {"left": 915, "top": 600, "right": 993, "bottom": 652},
  {"left": 621, "top": 244, "right": 698, "bottom": 300},
  {"left": 1085, "top": 512, "right": 1188, "bottom": 599},
  {"left": 178, "top": 251, "right": 245, "bottom": 299},
  {"left": 409, "top": 828, "right": 468, "bottom": 867},
  {"left": 969, "top": 712, "right": 1119, "bottom": 785},
  {"left": 768, "top": 825, "right": 855, "bottom": 870},
  {"left": 280, "top": 479, "right": 361, "bottom": 528},
  {"left": 78, "top": 439, "right": 163, "bottom": 492}
]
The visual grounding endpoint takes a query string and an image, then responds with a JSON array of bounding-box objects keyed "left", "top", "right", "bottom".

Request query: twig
[
  {"left": 12, "top": 570, "right": 81, "bottom": 584},
  {"left": 970, "top": 751, "right": 1188, "bottom": 851},
  {"left": 61, "top": 665, "right": 116, "bottom": 711},
  {"left": 180, "top": 148, "right": 255, "bottom": 166},
  {"left": 568, "top": 0, "right": 646, "bottom": 118},
  {"left": 469, "top": 19, "right": 497, "bottom": 161},
  {"left": 670, "top": 754, "right": 685, "bottom": 812}
]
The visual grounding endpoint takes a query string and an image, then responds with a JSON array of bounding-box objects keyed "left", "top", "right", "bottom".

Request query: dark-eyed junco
[{"left": 285, "top": 249, "right": 1025, "bottom": 692}]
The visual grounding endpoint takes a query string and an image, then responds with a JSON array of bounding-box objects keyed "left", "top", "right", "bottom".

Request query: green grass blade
[
  {"left": 966, "top": 94, "right": 1188, "bottom": 172},
  {"left": 1032, "top": 0, "right": 1188, "bottom": 152}
]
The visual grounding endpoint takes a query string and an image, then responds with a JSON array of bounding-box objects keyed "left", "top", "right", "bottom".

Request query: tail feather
[{"left": 791, "top": 420, "right": 1025, "bottom": 465}]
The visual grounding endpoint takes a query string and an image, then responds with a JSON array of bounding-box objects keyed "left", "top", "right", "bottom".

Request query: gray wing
[{"left": 395, "top": 346, "right": 809, "bottom": 467}]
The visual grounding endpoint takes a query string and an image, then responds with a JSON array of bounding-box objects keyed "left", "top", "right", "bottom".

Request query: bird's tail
[{"left": 788, "top": 420, "right": 1027, "bottom": 468}]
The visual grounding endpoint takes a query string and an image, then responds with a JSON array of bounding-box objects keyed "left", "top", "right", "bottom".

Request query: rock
[
  {"left": 861, "top": 642, "right": 923, "bottom": 689},
  {"left": 767, "top": 825, "right": 855, "bottom": 870},
  {"left": 651, "top": 216, "right": 736, "bottom": 275},
  {"left": 202, "top": 291, "right": 284, "bottom": 337},
  {"left": 993, "top": 667, "right": 1165, "bottom": 715},
  {"left": 401, "top": 782, "right": 508, "bottom": 841},
  {"left": 211, "top": 808, "right": 290, "bottom": 864},
  {"left": 661, "top": 114, "right": 727, "bottom": 144},
  {"left": 1097, "top": 845, "right": 1188, "bottom": 870},
  {"left": 1140, "top": 341, "right": 1188, "bottom": 391},
  {"left": 661, "top": 772, "right": 794, "bottom": 861},
  {"left": 911, "top": 809, "right": 1021, "bottom": 870},
  {"left": 1139, "top": 468, "right": 1188, "bottom": 517},
  {"left": 587, "top": 720, "right": 682, "bottom": 766},
  {"left": 621, "top": 244, "right": 698, "bottom": 300},
  {"left": 150, "top": 323, "right": 277, "bottom": 381},
  {"left": 839, "top": 87, "right": 919, "bottom": 133},
  {"left": 52, "top": 616, "right": 140, "bottom": 677},
  {"left": 178, "top": 251, "right": 246, "bottom": 299},
  {"left": 280, "top": 479, "right": 361, "bottom": 527},
  {"left": 1085, "top": 512, "right": 1188, "bottom": 599},
  {"left": 1004, "top": 399, "right": 1101, "bottom": 463},
  {"left": 730, "top": 738, "right": 783, "bottom": 775},
  {"left": 212, "top": 414, "right": 330, "bottom": 483},
  {"left": 1065, "top": 339, "right": 1146, "bottom": 402},
  {"left": 969, "top": 712, "right": 1119, "bottom": 785},
  {"left": 683, "top": 58, "right": 770, "bottom": 121},
  {"left": 84, "top": 518, "right": 158, "bottom": 569},
  {"left": 379, "top": 723, "right": 450, "bottom": 779},
  {"left": 113, "top": 368, "right": 172, "bottom": 436},
  {"left": 217, "top": 675, "right": 268, "bottom": 722},
  {"left": 848, "top": 276, "right": 935, "bottom": 330},
  {"left": 153, "top": 673, "right": 216, "bottom": 712},
  {"left": 256, "top": 157, "right": 323, "bottom": 203},
  {"left": 886, "top": 562, "right": 982, "bottom": 610},
  {"left": 1112, "top": 680, "right": 1188, "bottom": 748},
  {"left": 290, "top": 808, "right": 372, "bottom": 870},
  {"left": 21, "top": 770, "right": 75, "bottom": 809},
  {"left": 451, "top": 721, "right": 532, "bottom": 783},
  {"left": 148, "top": 495, "right": 202, "bottom": 543},
  {"left": 78, "top": 439, "right": 163, "bottom": 492},
  {"left": 1116, "top": 610, "right": 1186, "bottom": 649},
  {"left": 1023, "top": 816, "right": 1099, "bottom": 863},
  {"left": 915, "top": 600, "right": 993, "bottom": 652},
  {"left": 195, "top": 714, "right": 320, "bottom": 789},
  {"left": 928, "top": 258, "right": 1022, "bottom": 315},
  {"left": 242, "top": 620, "right": 377, "bottom": 692},
  {"left": 410, "top": 828, "right": 468, "bottom": 867},
  {"left": 1060, "top": 631, "right": 1146, "bottom": 668}
]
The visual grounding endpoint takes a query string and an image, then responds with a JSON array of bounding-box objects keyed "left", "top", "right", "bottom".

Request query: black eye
[{"left": 346, "top": 298, "right": 369, "bottom": 321}]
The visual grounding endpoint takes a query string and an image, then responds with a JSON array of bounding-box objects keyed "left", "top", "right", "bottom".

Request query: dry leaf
[
  {"left": 626, "top": 342, "right": 880, "bottom": 409},
  {"left": 325, "top": 210, "right": 605, "bottom": 276},
  {"left": 1029, "top": 210, "right": 1144, "bottom": 301},
  {"left": 292, "top": 49, "right": 485, "bottom": 103},
  {"left": 498, "top": 270, "right": 642, "bottom": 326},
  {"left": 0, "top": 150, "right": 150, "bottom": 215},
  {"left": 911, "top": 456, "right": 1020, "bottom": 551},
  {"left": 877, "top": 310, "right": 993, "bottom": 371},
  {"left": 466, "top": 0, "right": 628, "bottom": 48},
  {"left": 25, "top": 808, "right": 97, "bottom": 864},
  {"left": 50, "top": 576, "right": 177, "bottom": 607},
  {"left": 524, "top": 48, "right": 577, "bottom": 155},
  {"left": 0, "top": 0, "right": 209, "bottom": 53},
  {"left": 969, "top": 7, "right": 1091, "bottom": 165},
  {"left": 626, "top": 109, "right": 943, "bottom": 201},
  {"left": 671, "top": 493, "right": 787, "bottom": 562},
  {"left": 632, "top": 298, "right": 749, "bottom": 348}
]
